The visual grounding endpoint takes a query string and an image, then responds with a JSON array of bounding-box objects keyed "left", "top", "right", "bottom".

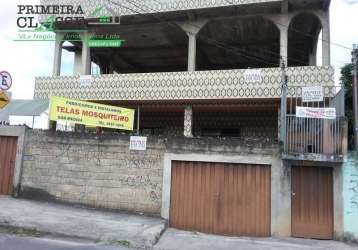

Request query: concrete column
[
  {"left": 333, "top": 166, "right": 344, "bottom": 240},
  {"left": 184, "top": 106, "right": 193, "bottom": 138},
  {"left": 188, "top": 33, "right": 197, "bottom": 71},
  {"left": 81, "top": 33, "right": 91, "bottom": 75},
  {"left": 279, "top": 25, "right": 288, "bottom": 66},
  {"left": 322, "top": 12, "right": 331, "bottom": 66},
  {"left": 271, "top": 158, "right": 291, "bottom": 237},
  {"left": 52, "top": 33, "right": 64, "bottom": 76},
  {"left": 308, "top": 51, "right": 317, "bottom": 66},
  {"left": 73, "top": 50, "right": 82, "bottom": 75},
  {"left": 278, "top": 107, "right": 281, "bottom": 141},
  {"left": 177, "top": 20, "right": 208, "bottom": 72},
  {"left": 109, "top": 62, "right": 115, "bottom": 74}
]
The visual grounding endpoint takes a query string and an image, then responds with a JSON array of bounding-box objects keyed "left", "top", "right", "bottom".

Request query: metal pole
[
  {"left": 280, "top": 57, "right": 288, "bottom": 146},
  {"left": 137, "top": 106, "right": 140, "bottom": 135},
  {"left": 352, "top": 44, "right": 358, "bottom": 150}
]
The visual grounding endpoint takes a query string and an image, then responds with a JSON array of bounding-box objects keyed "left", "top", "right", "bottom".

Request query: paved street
[
  {"left": 1, "top": 229, "right": 358, "bottom": 250},
  {"left": 0, "top": 234, "right": 129, "bottom": 250},
  {"left": 154, "top": 228, "right": 358, "bottom": 250}
]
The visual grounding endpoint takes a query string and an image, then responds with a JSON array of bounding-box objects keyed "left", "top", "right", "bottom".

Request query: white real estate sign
[
  {"left": 244, "top": 69, "right": 262, "bottom": 83},
  {"left": 79, "top": 75, "right": 92, "bottom": 87},
  {"left": 129, "top": 136, "right": 147, "bottom": 151},
  {"left": 302, "top": 86, "right": 324, "bottom": 102},
  {"left": 296, "top": 107, "right": 337, "bottom": 119}
]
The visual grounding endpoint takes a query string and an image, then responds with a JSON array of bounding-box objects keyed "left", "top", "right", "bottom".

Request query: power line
[
  {"left": 106, "top": 0, "right": 349, "bottom": 67},
  {"left": 107, "top": 0, "right": 279, "bottom": 66},
  {"left": 223, "top": 0, "right": 352, "bottom": 51}
]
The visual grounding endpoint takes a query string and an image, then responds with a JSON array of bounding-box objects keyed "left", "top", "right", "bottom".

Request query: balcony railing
[
  {"left": 283, "top": 116, "right": 347, "bottom": 162},
  {"left": 282, "top": 86, "right": 347, "bottom": 162},
  {"left": 39, "top": 0, "right": 281, "bottom": 20},
  {"left": 34, "top": 66, "right": 334, "bottom": 101}
]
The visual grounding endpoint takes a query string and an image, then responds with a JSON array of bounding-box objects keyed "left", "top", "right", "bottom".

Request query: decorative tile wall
[{"left": 34, "top": 66, "right": 335, "bottom": 101}]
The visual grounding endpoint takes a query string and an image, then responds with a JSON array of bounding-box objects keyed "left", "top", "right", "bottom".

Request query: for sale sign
[{"left": 302, "top": 86, "right": 324, "bottom": 102}]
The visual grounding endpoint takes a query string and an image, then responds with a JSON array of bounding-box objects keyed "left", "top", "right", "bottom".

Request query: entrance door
[
  {"left": 169, "top": 161, "right": 271, "bottom": 237},
  {"left": 291, "top": 166, "right": 333, "bottom": 239},
  {"left": 0, "top": 136, "right": 18, "bottom": 195}
]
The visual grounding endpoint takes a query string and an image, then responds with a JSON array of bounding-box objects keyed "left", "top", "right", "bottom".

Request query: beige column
[
  {"left": 184, "top": 106, "right": 193, "bottom": 138},
  {"left": 177, "top": 20, "right": 208, "bottom": 72},
  {"left": 52, "top": 33, "right": 64, "bottom": 76},
  {"left": 81, "top": 33, "right": 92, "bottom": 75},
  {"left": 322, "top": 12, "right": 331, "bottom": 66},
  {"left": 279, "top": 25, "right": 288, "bottom": 67}
]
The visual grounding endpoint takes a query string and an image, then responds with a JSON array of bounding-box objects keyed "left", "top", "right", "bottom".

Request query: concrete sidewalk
[
  {"left": 154, "top": 228, "right": 357, "bottom": 250},
  {"left": 0, "top": 196, "right": 166, "bottom": 249}
]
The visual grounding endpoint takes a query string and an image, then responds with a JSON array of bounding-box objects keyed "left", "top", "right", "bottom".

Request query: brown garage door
[
  {"left": 170, "top": 161, "right": 271, "bottom": 237},
  {"left": 0, "top": 136, "right": 18, "bottom": 195},
  {"left": 291, "top": 166, "right": 333, "bottom": 239}
]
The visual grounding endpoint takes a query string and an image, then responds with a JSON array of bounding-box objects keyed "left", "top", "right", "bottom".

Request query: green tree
[{"left": 340, "top": 64, "right": 354, "bottom": 149}]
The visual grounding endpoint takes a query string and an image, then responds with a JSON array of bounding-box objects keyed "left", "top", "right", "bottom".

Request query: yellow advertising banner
[{"left": 49, "top": 96, "right": 135, "bottom": 131}]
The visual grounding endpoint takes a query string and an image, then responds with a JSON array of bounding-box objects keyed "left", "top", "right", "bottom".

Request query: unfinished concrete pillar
[
  {"left": 279, "top": 24, "right": 288, "bottom": 66},
  {"left": 81, "top": 33, "right": 92, "bottom": 75},
  {"left": 278, "top": 107, "right": 281, "bottom": 141},
  {"left": 184, "top": 106, "right": 193, "bottom": 138},
  {"left": 308, "top": 50, "right": 317, "bottom": 66},
  {"left": 187, "top": 33, "right": 197, "bottom": 71},
  {"left": 73, "top": 50, "right": 82, "bottom": 75},
  {"left": 265, "top": 13, "right": 289, "bottom": 66},
  {"left": 321, "top": 11, "right": 331, "bottom": 66},
  {"left": 52, "top": 33, "right": 64, "bottom": 76},
  {"left": 178, "top": 20, "right": 208, "bottom": 72}
]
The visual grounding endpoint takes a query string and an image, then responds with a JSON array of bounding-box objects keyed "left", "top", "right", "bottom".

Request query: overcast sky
[{"left": 0, "top": 0, "right": 357, "bottom": 100}]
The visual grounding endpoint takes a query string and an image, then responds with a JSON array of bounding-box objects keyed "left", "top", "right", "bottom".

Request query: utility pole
[
  {"left": 280, "top": 56, "right": 288, "bottom": 146},
  {"left": 352, "top": 44, "right": 358, "bottom": 150}
]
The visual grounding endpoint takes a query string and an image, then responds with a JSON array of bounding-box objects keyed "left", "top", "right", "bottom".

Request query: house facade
[{"left": 3, "top": 0, "right": 350, "bottom": 241}]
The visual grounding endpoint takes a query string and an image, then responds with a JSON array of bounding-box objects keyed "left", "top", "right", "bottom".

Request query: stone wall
[
  {"left": 343, "top": 152, "right": 358, "bottom": 242},
  {"left": 20, "top": 130, "right": 165, "bottom": 215},
  {"left": 20, "top": 130, "right": 281, "bottom": 217}
]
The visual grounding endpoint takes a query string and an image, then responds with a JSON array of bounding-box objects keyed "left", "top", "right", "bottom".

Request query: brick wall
[{"left": 21, "top": 130, "right": 165, "bottom": 215}]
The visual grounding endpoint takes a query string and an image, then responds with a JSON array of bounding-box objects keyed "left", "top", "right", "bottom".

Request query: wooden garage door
[
  {"left": 0, "top": 136, "right": 18, "bottom": 195},
  {"left": 292, "top": 166, "right": 333, "bottom": 239},
  {"left": 170, "top": 161, "right": 271, "bottom": 237}
]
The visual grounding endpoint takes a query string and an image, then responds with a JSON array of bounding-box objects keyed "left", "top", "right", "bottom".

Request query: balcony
[
  {"left": 34, "top": 66, "right": 334, "bottom": 101},
  {"left": 282, "top": 87, "right": 347, "bottom": 163},
  {"left": 283, "top": 116, "right": 347, "bottom": 162}
]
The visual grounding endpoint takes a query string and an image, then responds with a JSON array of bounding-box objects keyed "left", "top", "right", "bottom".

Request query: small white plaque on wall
[
  {"left": 244, "top": 69, "right": 262, "bottom": 83},
  {"left": 79, "top": 75, "right": 92, "bottom": 87},
  {"left": 129, "top": 136, "right": 147, "bottom": 151}
]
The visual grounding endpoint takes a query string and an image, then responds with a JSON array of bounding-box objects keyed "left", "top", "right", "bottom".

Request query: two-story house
[{"left": 32, "top": 0, "right": 347, "bottom": 241}]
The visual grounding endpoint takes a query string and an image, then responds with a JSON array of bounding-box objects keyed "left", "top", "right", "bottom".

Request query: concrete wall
[
  {"left": 343, "top": 152, "right": 358, "bottom": 242},
  {"left": 17, "top": 129, "right": 347, "bottom": 239},
  {"left": 20, "top": 130, "right": 165, "bottom": 215},
  {"left": 20, "top": 130, "right": 283, "bottom": 220}
]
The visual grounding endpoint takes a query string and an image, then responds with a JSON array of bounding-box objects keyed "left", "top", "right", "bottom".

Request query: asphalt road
[{"left": 0, "top": 234, "right": 130, "bottom": 250}]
